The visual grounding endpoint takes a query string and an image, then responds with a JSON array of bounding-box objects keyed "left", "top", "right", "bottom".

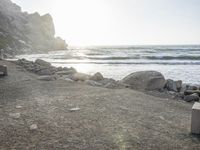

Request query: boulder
[
  {"left": 70, "top": 73, "right": 91, "bottom": 81},
  {"left": 38, "top": 75, "right": 57, "bottom": 81},
  {"left": 35, "top": 59, "right": 51, "bottom": 67},
  {"left": 36, "top": 67, "right": 57, "bottom": 75},
  {"left": 187, "top": 85, "right": 198, "bottom": 90},
  {"left": 121, "top": 71, "right": 166, "bottom": 90},
  {"left": 89, "top": 72, "right": 104, "bottom": 81},
  {"left": 64, "top": 78, "right": 74, "bottom": 83},
  {"left": 184, "top": 90, "right": 200, "bottom": 96},
  {"left": 85, "top": 80, "right": 103, "bottom": 86},
  {"left": 0, "top": 65, "right": 7, "bottom": 76},
  {"left": 56, "top": 69, "right": 76, "bottom": 76},
  {"left": 104, "top": 82, "right": 119, "bottom": 89},
  {"left": 175, "top": 80, "right": 182, "bottom": 92},
  {"left": 173, "top": 92, "right": 185, "bottom": 100},
  {"left": 165, "top": 79, "right": 178, "bottom": 92},
  {"left": 184, "top": 93, "right": 199, "bottom": 102}
]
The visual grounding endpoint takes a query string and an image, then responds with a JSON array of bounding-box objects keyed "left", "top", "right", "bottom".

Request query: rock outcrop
[
  {"left": 0, "top": 0, "right": 67, "bottom": 55},
  {"left": 121, "top": 71, "right": 166, "bottom": 91}
]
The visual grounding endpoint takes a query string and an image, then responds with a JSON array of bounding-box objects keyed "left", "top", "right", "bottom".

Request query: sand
[{"left": 0, "top": 60, "right": 199, "bottom": 150}]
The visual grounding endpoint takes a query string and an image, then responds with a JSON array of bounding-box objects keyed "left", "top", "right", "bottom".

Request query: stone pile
[{"left": 16, "top": 59, "right": 200, "bottom": 102}]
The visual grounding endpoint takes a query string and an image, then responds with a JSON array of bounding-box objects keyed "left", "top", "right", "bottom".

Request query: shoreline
[{"left": 13, "top": 58, "right": 200, "bottom": 103}]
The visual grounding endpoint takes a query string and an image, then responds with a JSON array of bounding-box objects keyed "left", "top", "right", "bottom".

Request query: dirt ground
[{"left": 0, "top": 60, "right": 200, "bottom": 150}]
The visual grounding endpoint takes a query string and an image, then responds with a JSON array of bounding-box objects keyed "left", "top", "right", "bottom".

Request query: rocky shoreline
[{"left": 15, "top": 58, "right": 200, "bottom": 103}]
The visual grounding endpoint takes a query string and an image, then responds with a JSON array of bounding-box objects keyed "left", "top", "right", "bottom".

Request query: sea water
[{"left": 17, "top": 45, "right": 200, "bottom": 84}]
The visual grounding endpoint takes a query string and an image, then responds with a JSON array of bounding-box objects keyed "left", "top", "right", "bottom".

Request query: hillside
[{"left": 0, "top": 0, "right": 67, "bottom": 55}]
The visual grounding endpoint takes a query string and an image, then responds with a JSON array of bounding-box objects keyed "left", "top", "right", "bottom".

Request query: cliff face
[{"left": 0, "top": 0, "right": 67, "bottom": 55}]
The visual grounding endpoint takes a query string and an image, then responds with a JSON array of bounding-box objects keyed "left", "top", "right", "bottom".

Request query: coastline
[{"left": 0, "top": 59, "right": 200, "bottom": 149}]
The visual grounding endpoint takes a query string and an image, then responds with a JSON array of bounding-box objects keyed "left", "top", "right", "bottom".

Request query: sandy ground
[{"left": 0, "top": 60, "right": 200, "bottom": 150}]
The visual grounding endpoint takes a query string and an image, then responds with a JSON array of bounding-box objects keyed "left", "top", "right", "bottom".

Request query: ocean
[{"left": 17, "top": 45, "right": 200, "bottom": 85}]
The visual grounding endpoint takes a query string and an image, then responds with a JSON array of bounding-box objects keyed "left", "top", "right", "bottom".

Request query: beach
[
  {"left": 17, "top": 45, "right": 200, "bottom": 84},
  {"left": 0, "top": 59, "right": 200, "bottom": 149}
]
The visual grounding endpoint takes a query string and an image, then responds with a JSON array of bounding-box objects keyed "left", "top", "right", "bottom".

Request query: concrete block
[
  {"left": 191, "top": 102, "right": 200, "bottom": 134},
  {"left": 0, "top": 65, "right": 7, "bottom": 76}
]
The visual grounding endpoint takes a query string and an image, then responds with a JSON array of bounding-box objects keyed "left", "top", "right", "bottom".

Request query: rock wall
[{"left": 0, "top": 0, "right": 67, "bottom": 55}]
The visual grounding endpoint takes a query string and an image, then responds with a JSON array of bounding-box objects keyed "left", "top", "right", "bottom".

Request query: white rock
[
  {"left": 69, "top": 107, "right": 80, "bottom": 111},
  {"left": 64, "top": 78, "right": 74, "bottom": 83},
  {"left": 9, "top": 113, "right": 21, "bottom": 119},
  {"left": 30, "top": 124, "right": 38, "bottom": 130},
  {"left": 16, "top": 105, "right": 22, "bottom": 109}
]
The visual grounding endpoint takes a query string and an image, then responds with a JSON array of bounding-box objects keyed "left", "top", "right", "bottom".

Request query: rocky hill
[{"left": 0, "top": 0, "right": 67, "bottom": 55}]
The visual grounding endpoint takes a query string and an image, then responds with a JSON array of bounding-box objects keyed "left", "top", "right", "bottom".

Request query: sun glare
[{"left": 50, "top": 0, "right": 115, "bottom": 46}]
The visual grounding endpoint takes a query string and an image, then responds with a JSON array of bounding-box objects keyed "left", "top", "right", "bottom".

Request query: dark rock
[
  {"left": 36, "top": 66, "right": 57, "bottom": 75},
  {"left": 38, "top": 75, "right": 57, "bottom": 81},
  {"left": 184, "top": 90, "right": 200, "bottom": 96},
  {"left": 56, "top": 69, "right": 76, "bottom": 76},
  {"left": 0, "top": 65, "right": 7, "bottom": 76},
  {"left": 89, "top": 72, "right": 104, "bottom": 81},
  {"left": 57, "top": 67, "right": 63, "bottom": 72},
  {"left": 172, "top": 92, "right": 185, "bottom": 100},
  {"left": 184, "top": 93, "right": 199, "bottom": 102},
  {"left": 180, "top": 84, "right": 187, "bottom": 92},
  {"left": 85, "top": 80, "right": 103, "bottom": 86},
  {"left": 121, "top": 71, "right": 166, "bottom": 91},
  {"left": 165, "top": 79, "right": 178, "bottom": 92},
  {"left": 187, "top": 85, "right": 198, "bottom": 90},
  {"left": 35, "top": 59, "right": 51, "bottom": 67},
  {"left": 175, "top": 80, "right": 182, "bottom": 92}
]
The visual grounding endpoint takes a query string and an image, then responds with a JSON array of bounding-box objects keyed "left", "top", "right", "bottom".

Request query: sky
[{"left": 12, "top": 0, "right": 200, "bottom": 46}]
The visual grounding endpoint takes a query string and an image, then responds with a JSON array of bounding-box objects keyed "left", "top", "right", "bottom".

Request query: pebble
[
  {"left": 16, "top": 105, "right": 22, "bottom": 109},
  {"left": 69, "top": 107, "right": 80, "bottom": 111},
  {"left": 9, "top": 113, "right": 21, "bottom": 119},
  {"left": 30, "top": 124, "right": 38, "bottom": 130}
]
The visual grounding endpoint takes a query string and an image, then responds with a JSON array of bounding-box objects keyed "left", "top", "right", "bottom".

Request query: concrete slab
[
  {"left": 191, "top": 102, "right": 200, "bottom": 134},
  {"left": 0, "top": 65, "right": 7, "bottom": 76}
]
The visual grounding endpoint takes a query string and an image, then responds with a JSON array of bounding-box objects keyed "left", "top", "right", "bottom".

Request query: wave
[
  {"left": 145, "top": 55, "right": 200, "bottom": 60},
  {"left": 51, "top": 61, "right": 200, "bottom": 65},
  {"left": 62, "top": 55, "right": 200, "bottom": 60}
]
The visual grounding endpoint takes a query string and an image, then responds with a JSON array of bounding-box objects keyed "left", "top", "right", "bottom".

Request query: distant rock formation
[{"left": 0, "top": 0, "right": 67, "bottom": 55}]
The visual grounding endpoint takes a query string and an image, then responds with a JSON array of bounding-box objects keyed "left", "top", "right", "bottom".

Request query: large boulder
[
  {"left": 89, "top": 72, "right": 104, "bottom": 81},
  {"left": 121, "top": 71, "right": 166, "bottom": 90}
]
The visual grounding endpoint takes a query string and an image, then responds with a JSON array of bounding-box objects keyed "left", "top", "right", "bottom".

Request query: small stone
[
  {"left": 30, "top": 124, "right": 38, "bottom": 130},
  {"left": 64, "top": 78, "right": 74, "bottom": 83},
  {"left": 85, "top": 80, "right": 102, "bottom": 86},
  {"left": 69, "top": 107, "right": 80, "bottom": 111},
  {"left": 16, "top": 105, "right": 22, "bottom": 109},
  {"left": 9, "top": 113, "right": 21, "bottom": 119}
]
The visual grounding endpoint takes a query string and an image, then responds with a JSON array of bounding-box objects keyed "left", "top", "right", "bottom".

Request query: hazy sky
[{"left": 12, "top": 0, "right": 200, "bottom": 46}]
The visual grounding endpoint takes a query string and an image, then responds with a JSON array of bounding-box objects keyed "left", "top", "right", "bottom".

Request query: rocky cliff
[{"left": 0, "top": 0, "right": 67, "bottom": 55}]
